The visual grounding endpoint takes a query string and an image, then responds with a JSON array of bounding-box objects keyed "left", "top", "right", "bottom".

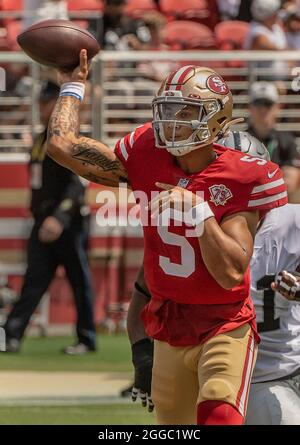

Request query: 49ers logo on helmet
[{"left": 206, "top": 75, "right": 229, "bottom": 95}]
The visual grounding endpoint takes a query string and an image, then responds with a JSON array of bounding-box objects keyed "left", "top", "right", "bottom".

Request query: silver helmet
[{"left": 218, "top": 131, "right": 270, "bottom": 161}]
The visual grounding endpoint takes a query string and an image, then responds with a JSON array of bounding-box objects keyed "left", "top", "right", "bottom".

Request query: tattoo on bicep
[
  {"left": 47, "top": 96, "right": 128, "bottom": 184},
  {"left": 71, "top": 143, "right": 121, "bottom": 171}
]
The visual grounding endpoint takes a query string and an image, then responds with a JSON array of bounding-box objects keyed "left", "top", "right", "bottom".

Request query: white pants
[{"left": 245, "top": 375, "right": 300, "bottom": 425}]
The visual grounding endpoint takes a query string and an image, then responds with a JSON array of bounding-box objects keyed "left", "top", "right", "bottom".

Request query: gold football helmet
[{"left": 152, "top": 65, "right": 240, "bottom": 156}]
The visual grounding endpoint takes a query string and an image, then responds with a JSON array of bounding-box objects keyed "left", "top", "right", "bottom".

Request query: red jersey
[{"left": 115, "top": 123, "right": 287, "bottom": 345}]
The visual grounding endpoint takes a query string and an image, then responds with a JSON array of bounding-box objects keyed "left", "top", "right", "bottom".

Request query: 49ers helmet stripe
[{"left": 165, "top": 66, "right": 195, "bottom": 91}]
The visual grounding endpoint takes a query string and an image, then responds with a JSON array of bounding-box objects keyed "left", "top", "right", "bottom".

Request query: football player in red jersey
[
  {"left": 125, "top": 131, "right": 272, "bottom": 414},
  {"left": 47, "top": 50, "right": 288, "bottom": 425}
]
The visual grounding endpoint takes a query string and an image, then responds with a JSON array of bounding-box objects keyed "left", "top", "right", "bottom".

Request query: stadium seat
[
  {"left": 6, "top": 19, "right": 21, "bottom": 50},
  {"left": 0, "top": 27, "right": 9, "bottom": 50},
  {"left": 163, "top": 20, "right": 216, "bottom": 50},
  {"left": 214, "top": 21, "right": 250, "bottom": 69},
  {"left": 0, "top": 0, "right": 23, "bottom": 30},
  {"left": 125, "top": 0, "right": 158, "bottom": 19},
  {"left": 0, "top": 0, "right": 22, "bottom": 27},
  {"left": 67, "top": 0, "right": 102, "bottom": 11},
  {"left": 215, "top": 21, "right": 250, "bottom": 51},
  {"left": 0, "top": 0, "right": 23, "bottom": 10},
  {"left": 160, "top": 0, "right": 214, "bottom": 24}
]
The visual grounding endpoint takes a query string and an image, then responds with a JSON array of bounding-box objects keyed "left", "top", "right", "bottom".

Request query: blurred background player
[{"left": 3, "top": 81, "right": 97, "bottom": 355}]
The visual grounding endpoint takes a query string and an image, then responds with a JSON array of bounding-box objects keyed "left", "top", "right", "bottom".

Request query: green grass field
[
  {"left": 0, "top": 404, "right": 155, "bottom": 425},
  {"left": 0, "top": 333, "right": 156, "bottom": 425},
  {"left": 0, "top": 333, "right": 132, "bottom": 372}
]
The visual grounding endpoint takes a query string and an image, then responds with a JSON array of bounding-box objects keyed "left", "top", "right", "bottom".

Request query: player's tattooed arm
[
  {"left": 47, "top": 96, "right": 128, "bottom": 187},
  {"left": 48, "top": 95, "right": 80, "bottom": 137},
  {"left": 47, "top": 50, "right": 128, "bottom": 187}
]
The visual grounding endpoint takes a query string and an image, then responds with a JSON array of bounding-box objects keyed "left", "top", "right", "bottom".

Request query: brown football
[{"left": 17, "top": 19, "right": 100, "bottom": 69}]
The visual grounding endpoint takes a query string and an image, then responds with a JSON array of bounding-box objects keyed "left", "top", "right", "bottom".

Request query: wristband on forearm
[
  {"left": 185, "top": 201, "right": 214, "bottom": 236},
  {"left": 59, "top": 82, "right": 85, "bottom": 102}
]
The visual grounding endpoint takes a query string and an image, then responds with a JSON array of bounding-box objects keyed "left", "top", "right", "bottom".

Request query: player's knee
[{"left": 200, "top": 378, "right": 234, "bottom": 402}]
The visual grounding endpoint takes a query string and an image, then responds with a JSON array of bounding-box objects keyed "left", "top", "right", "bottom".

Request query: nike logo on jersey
[{"left": 268, "top": 168, "right": 279, "bottom": 179}]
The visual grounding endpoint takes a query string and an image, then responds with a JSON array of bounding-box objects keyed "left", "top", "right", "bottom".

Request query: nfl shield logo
[
  {"left": 178, "top": 178, "right": 190, "bottom": 188},
  {"left": 209, "top": 184, "right": 233, "bottom": 206}
]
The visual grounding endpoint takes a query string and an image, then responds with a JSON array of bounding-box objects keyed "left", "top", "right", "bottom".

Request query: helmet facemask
[{"left": 152, "top": 94, "right": 222, "bottom": 157}]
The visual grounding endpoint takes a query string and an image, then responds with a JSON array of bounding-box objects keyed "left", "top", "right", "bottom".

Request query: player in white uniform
[{"left": 245, "top": 203, "right": 300, "bottom": 425}]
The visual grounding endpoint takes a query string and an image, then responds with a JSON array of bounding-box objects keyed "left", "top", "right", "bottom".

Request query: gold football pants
[{"left": 152, "top": 323, "right": 257, "bottom": 424}]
